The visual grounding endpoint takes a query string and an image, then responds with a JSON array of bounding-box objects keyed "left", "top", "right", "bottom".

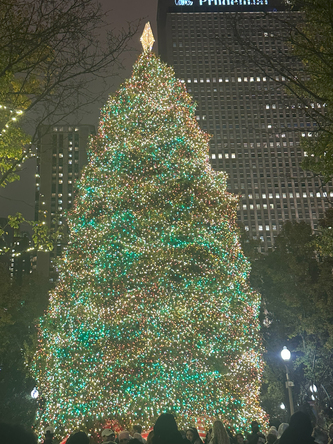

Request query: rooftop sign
[{"left": 175, "top": 0, "right": 269, "bottom": 5}]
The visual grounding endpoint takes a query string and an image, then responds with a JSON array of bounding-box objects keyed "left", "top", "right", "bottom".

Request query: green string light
[{"left": 34, "top": 52, "right": 267, "bottom": 439}]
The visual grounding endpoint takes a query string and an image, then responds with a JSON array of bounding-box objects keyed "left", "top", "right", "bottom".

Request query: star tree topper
[{"left": 140, "top": 22, "right": 155, "bottom": 52}]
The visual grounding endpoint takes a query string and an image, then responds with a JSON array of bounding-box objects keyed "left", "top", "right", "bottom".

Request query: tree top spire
[{"left": 140, "top": 22, "right": 155, "bottom": 52}]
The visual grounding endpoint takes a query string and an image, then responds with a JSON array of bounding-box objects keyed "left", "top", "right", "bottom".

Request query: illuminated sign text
[{"left": 175, "top": 0, "right": 269, "bottom": 5}]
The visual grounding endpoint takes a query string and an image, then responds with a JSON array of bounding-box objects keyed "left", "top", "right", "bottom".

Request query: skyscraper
[
  {"left": 157, "top": 0, "right": 333, "bottom": 249},
  {"left": 35, "top": 124, "right": 95, "bottom": 280},
  {"left": 0, "top": 218, "right": 33, "bottom": 283}
]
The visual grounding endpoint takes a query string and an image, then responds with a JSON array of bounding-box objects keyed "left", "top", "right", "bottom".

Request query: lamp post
[
  {"left": 281, "top": 346, "right": 294, "bottom": 417},
  {"left": 31, "top": 387, "right": 39, "bottom": 399}
]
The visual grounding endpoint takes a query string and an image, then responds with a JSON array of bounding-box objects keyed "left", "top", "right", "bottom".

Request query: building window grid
[{"left": 169, "top": 10, "right": 328, "bottom": 247}]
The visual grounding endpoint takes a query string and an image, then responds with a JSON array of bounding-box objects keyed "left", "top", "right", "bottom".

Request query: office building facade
[
  {"left": 35, "top": 124, "right": 95, "bottom": 280},
  {"left": 0, "top": 218, "right": 33, "bottom": 283},
  {"left": 157, "top": 0, "right": 333, "bottom": 249}
]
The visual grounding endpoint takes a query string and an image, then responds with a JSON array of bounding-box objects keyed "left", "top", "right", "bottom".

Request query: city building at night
[
  {"left": 0, "top": 218, "right": 34, "bottom": 283},
  {"left": 35, "top": 124, "right": 95, "bottom": 280},
  {"left": 157, "top": 0, "right": 333, "bottom": 249}
]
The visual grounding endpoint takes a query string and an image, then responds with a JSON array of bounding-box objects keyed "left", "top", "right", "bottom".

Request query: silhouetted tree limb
[{"left": 0, "top": 0, "right": 140, "bottom": 187}]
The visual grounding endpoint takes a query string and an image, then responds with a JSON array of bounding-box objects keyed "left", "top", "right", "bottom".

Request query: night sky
[{"left": 0, "top": 0, "right": 157, "bottom": 221}]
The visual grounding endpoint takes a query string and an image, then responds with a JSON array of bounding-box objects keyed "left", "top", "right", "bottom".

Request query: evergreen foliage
[{"left": 34, "top": 51, "right": 266, "bottom": 437}]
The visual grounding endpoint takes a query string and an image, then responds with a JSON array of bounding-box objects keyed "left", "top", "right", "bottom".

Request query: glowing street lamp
[
  {"left": 310, "top": 384, "right": 318, "bottom": 401},
  {"left": 281, "top": 346, "right": 294, "bottom": 417},
  {"left": 31, "top": 387, "right": 39, "bottom": 399},
  {"left": 310, "top": 384, "right": 317, "bottom": 393},
  {"left": 281, "top": 346, "right": 291, "bottom": 361}
]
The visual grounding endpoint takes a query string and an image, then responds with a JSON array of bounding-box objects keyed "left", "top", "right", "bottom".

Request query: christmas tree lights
[{"left": 34, "top": 32, "right": 266, "bottom": 438}]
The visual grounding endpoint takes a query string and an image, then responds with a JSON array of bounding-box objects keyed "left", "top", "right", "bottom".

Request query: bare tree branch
[{"left": 0, "top": 0, "right": 141, "bottom": 187}]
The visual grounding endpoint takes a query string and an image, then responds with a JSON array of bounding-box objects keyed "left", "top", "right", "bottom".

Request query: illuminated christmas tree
[{"left": 34, "top": 24, "right": 266, "bottom": 437}]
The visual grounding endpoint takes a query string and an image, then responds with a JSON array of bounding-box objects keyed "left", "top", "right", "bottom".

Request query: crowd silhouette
[{"left": 1, "top": 411, "right": 332, "bottom": 444}]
